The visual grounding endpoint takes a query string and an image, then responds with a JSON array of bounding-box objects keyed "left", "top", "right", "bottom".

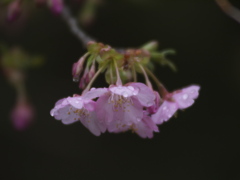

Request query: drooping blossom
[
  {"left": 7, "top": 0, "right": 21, "bottom": 22},
  {"left": 152, "top": 85, "right": 200, "bottom": 125},
  {"left": 85, "top": 83, "right": 157, "bottom": 136},
  {"left": 147, "top": 91, "right": 161, "bottom": 114},
  {"left": 50, "top": 94, "right": 106, "bottom": 136},
  {"left": 72, "top": 53, "right": 88, "bottom": 82},
  {"left": 11, "top": 101, "right": 34, "bottom": 131},
  {"left": 133, "top": 111, "right": 159, "bottom": 138}
]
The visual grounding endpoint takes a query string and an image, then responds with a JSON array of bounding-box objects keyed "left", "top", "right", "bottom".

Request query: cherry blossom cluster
[{"left": 50, "top": 42, "right": 200, "bottom": 138}]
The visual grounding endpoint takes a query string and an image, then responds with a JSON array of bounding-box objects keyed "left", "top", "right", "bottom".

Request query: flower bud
[
  {"left": 11, "top": 102, "right": 34, "bottom": 131},
  {"left": 87, "top": 63, "right": 95, "bottom": 82},
  {"left": 72, "top": 55, "right": 87, "bottom": 82}
]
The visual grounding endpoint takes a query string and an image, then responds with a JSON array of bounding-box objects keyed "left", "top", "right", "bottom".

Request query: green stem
[
  {"left": 82, "top": 66, "right": 104, "bottom": 94},
  {"left": 132, "top": 65, "right": 137, "bottom": 82},
  {"left": 15, "top": 81, "right": 27, "bottom": 103},
  {"left": 138, "top": 64, "right": 152, "bottom": 89},
  {"left": 144, "top": 67, "right": 168, "bottom": 96},
  {"left": 114, "top": 60, "right": 122, "bottom": 86}
]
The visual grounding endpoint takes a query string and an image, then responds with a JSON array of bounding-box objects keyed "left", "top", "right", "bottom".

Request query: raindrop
[
  {"left": 127, "top": 86, "right": 134, "bottom": 91},
  {"left": 147, "top": 102, "right": 153, "bottom": 106},
  {"left": 73, "top": 77, "right": 79, "bottom": 82},
  {"left": 122, "top": 92, "right": 128, "bottom": 98},
  {"left": 133, "top": 90, "right": 138, "bottom": 95},
  {"left": 182, "top": 94, "right": 188, "bottom": 100}
]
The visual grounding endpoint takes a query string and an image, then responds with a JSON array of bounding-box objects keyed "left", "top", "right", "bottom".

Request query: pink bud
[
  {"left": 79, "top": 67, "right": 89, "bottom": 89},
  {"left": 11, "top": 102, "right": 34, "bottom": 131},
  {"left": 72, "top": 54, "right": 88, "bottom": 82},
  {"left": 7, "top": 0, "right": 21, "bottom": 22},
  {"left": 87, "top": 63, "right": 95, "bottom": 82},
  {"left": 48, "top": 0, "right": 63, "bottom": 15}
]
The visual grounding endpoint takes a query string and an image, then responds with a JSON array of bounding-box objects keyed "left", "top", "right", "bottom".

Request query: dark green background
[{"left": 1, "top": 0, "right": 240, "bottom": 179}]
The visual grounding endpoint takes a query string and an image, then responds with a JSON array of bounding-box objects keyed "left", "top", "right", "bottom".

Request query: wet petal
[
  {"left": 173, "top": 85, "right": 200, "bottom": 109},
  {"left": 130, "top": 83, "right": 156, "bottom": 107},
  {"left": 95, "top": 93, "right": 114, "bottom": 123},
  {"left": 52, "top": 104, "right": 79, "bottom": 124},
  {"left": 134, "top": 115, "right": 159, "bottom": 138},
  {"left": 67, "top": 97, "right": 84, "bottom": 109},
  {"left": 147, "top": 91, "right": 161, "bottom": 114},
  {"left": 83, "top": 100, "right": 96, "bottom": 111},
  {"left": 152, "top": 101, "right": 178, "bottom": 124},
  {"left": 182, "top": 85, "right": 200, "bottom": 99},
  {"left": 83, "top": 88, "right": 108, "bottom": 100},
  {"left": 80, "top": 112, "right": 105, "bottom": 136}
]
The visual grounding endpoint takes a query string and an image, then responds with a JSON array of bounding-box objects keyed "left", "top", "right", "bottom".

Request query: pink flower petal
[
  {"left": 80, "top": 112, "right": 106, "bottom": 136},
  {"left": 106, "top": 98, "right": 143, "bottom": 133},
  {"left": 83, "top": 88, "right": 108, "bottom": 100},
  {"left": 147, "top": 91, "right": 161, "bottom": 114},
  {"left": 182, "top": 85, "right": 200, "bottom": 99},
  {"left": 130, "top": 83, "right": 156, "bottom": 107},
  {"left": 51, "top": 104, "right": 79, "bottom": 124},
  {"left": 83, "top": 100, "right": 96, "bottom": 111},
  {"left": 152, "top": 101, "right": 178, "bottom": 124},
  {"left": 67, "top": 97, "right": 84, "bottom": 109},
  {"left": 135, "top": 115, "right": 159, "bottom": 138},
  {"left": 95, "top": 93, "right": 114, "bottom": 123},
  {"left": 173, "top": 85, "right": 200, "bottom": 109}
]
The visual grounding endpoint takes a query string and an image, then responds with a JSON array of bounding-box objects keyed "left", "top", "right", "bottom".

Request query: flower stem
[
  {"left": 61, "top": 5, "right": 94, "bottom": 47},
  {"left": 138, "top": 64, "right": 152, "bottom": 89},
  {"left": 82, "top": 66, "right": 104, "bottom": 94},
  {"left": 132, "top": 65, "right": 137, "bottom": 82},
  {"left": 114, "top": 60, "right": 122, "bottom": 86},
  {"left": 144, "top": 67, "right": 168, "bottom": 96}
]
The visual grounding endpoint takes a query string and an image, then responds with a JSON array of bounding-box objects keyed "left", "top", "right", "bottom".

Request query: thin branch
[
  {"left": 61, "top": 5, "right": 94, "bottom": 47},
  {"left": 215, "top": 0, "right": 240, "bottom": 24}
]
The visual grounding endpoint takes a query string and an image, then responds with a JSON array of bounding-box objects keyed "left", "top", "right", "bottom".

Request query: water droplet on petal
[
  {"left": 182, "top": 94, "right": 188, "bottom": 100},
  {"left": 134, "top": 87, "right": 140, "bottom": 93},
  {"left": 122, "top": 92, "right": 128, "bottom": 98},
  {"left": 127, "top": 86, "right": 134, "bottom": 91},
  {"left": 147, "top": 102, "right": 153, "bottom": 106},
  {"left": 136, "top": 118, "right": 141, "bottom": 122},
  {"left": 73, "top": 77, "right": 79, "bottom": 82},
  {"left": 90, "top": 87, "right": 96, "bottom": 90},
  {"left": 133, "top": 90, "right": 138, "bottom": 95}
]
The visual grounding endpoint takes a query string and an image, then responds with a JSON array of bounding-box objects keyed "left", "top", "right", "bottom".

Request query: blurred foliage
[{"left": 0, "top": 44, "right": 44, "bottom": 70}]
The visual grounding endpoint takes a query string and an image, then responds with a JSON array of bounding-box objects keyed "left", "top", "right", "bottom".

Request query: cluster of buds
[{"left": 51, "top": 42, "right": 200, "bottom": 138}]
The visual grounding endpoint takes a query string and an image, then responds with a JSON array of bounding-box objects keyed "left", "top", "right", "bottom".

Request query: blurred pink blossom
[
  {"left": 11, "top": 102, "right": 34, "bottom": 131},
  {"left": 7, "top": 0, "right": 21, "bottom": 22}
]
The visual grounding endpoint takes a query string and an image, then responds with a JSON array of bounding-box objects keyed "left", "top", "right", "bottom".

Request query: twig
[
  {"left": 215, "top": 0, "right": 240, "bottom": 24},
  {"left": 61, "top": 5, "right": 94, "bottom": 47}
]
